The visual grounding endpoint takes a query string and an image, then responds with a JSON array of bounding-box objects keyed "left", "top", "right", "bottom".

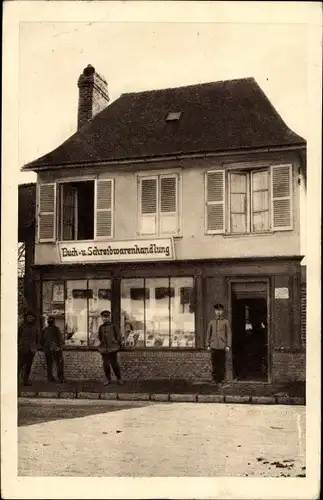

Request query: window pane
[
  {"left": 65, "top": 280, "right": 88, "bottom": 346},
  {"left": 42, "top": 281, "right": 65, "bottom": 333},
  {"left": 230, "top": 193, "right": 246, "bottom": 213},
  {"left": 146, "top": 278, "right": 170, "bottom": 347},
  {"left": 252, "top": 171, "right": 269, "bottom": 191},
  {"left": 231, "top": 213, "right": 247, "bottom": 233},
  {"left": 121, "top": 279, "right": 145, "bottom": 348},
  {"left": 88, "top": 279, "right": 111, "bottom": 347},
  {"left": 253, "top": 191, "right": 269, "bottom": 212},
  {"left": 170, "top": 277, "right": 195, "bottom": 348},
  {"left": 230, "top": 173, "right": 247, "bottom": 193},
  {"left": 253, "top": 211, "right": 270, "bottom": 232}
]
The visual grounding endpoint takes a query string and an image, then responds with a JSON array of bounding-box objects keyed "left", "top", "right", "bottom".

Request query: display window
[
  {"left": 120, "top": 276, "right": 195, "bottom": 348},
  {"left": 42, "top": 276, "right": 195, "bottom": 348}
]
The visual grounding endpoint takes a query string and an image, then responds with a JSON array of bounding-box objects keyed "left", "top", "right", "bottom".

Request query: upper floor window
[
  {"left": 139, "top": 174, "right": 179, "bottom": 236},
  {"left": 205, "top": 164, "right": 293, "bottom": 234},
  {"left": 37, "top": 179, "right": 114, "bottom": 242}
]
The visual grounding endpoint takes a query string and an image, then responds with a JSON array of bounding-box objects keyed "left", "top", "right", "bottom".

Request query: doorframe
[{"left": 227, "top": 276, "right": 272, "bottom": 384}]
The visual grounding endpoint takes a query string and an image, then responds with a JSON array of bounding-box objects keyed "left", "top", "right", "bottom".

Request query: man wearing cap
[
  {"left": 206, "top": 303, "right": 232, "bottom": 384},
  {"left": 98, "top": 310, "right": 124, "bottom": 386},
  {"left": 18, "top": 310, "right": 40, "bottom": 386},
  {"left": 41, "top": 316, "right": 66, "bottom": 383}
]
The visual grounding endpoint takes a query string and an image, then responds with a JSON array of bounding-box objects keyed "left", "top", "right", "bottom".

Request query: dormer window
[{"left": 166, "top": 112, "right": 182, "bottom": 122}]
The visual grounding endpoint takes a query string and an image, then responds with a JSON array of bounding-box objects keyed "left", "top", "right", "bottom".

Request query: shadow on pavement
[{"left": 18, "top": 401, "right": 152, "bottom": 427}]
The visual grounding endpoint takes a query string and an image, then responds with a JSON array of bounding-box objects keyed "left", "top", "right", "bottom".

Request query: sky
[{"left": 18, "top": 20, "right": 308, "bottom": 184}]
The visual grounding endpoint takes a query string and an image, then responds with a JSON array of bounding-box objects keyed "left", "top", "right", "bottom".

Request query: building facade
[{"left": 22, "top": 65, "right": 306, "bottom": 383}]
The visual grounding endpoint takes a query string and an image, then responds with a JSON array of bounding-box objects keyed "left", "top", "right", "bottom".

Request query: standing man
[
  {"left": 206, "top": 303, "right": 232, "bottom": 384},
  {"left": 98, "top": 310, "right": 124, "bottom": 386},
  {"left": 18, "top": 310, "right": 39, "bottom": 386},
  {"left": 41, "top": 316, "right": 66, "bottom": 383}
]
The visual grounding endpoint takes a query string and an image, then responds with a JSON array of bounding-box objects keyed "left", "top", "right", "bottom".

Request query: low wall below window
[
  {"left": 272, "top": 350, "right": 306, "bottom": 383},
  {"left": 30, "top": 349, "right": 212, "bottom": 382},
  {"left": 30, "top": 348, "right": 306, "bottom": 384}
]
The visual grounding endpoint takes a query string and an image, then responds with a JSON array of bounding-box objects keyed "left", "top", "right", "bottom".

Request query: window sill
[
  {"left": 223, "top": 231, "right": 274, "bottom": 238},
  {"left": 137, "top": 234, "right": 182, "bottom": 239}
]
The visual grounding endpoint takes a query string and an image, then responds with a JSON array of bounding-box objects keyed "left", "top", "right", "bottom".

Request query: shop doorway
[{"left": 231, "top": 281, "right": 269, "bottom": 382}]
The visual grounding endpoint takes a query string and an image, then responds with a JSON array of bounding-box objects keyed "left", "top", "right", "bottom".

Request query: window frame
[
  {"left": 205, "top": 163, "right": 293, "bottom": 236},
  {"left": 250, "top": 169, "right": 271, "bottom": 234},
  {"left": 41, "top": 275, "right": 197, "bottom": 350},
  {"left": 121, "top": 275, "right": 196, "bottom": 349},
  {"left": 228, "top": 170, "right": 251, "bottom": 234},
  {"left": 37, "top": 175, "right": 116, "bottom": 243},
  {"left": 137, "top": 171, "right": 181, "bottom": 237}
]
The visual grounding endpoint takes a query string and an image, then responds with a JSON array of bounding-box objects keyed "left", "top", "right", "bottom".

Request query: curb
[
  {"left": 151, "top": 393, "right": 170, "bottom": 402},
  {"left": 225, "top": 395, "right": 250, "bottom": 404},
  {"left": 251, "top": 396, "right": 275, "bottom": 404},
  {"left": 100, "top": 392, "right": 118, "bottom": 400},
  {"left": 78, "top": 392, "right": 100, "bottom": 400},
  {"left": 198, "top": 394, "right": 225, "bottom": 403},
  {"left": 118, "top": 392, "right": 150, "bottom": 401},
  {"left": 170, "top": 394, "right": 197, "bottom": 402},
  {"left": 18, "top": 391, "right": 305, "bottom": 405}
]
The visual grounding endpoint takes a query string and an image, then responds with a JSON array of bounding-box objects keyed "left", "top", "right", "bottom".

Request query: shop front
[{"left": 30, "top": 240, "right": 305, "bottom": 384}]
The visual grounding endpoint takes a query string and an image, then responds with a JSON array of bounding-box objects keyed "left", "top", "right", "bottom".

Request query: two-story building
[{"left": 22, "top": 64, "right": 306, "bottom": 384}]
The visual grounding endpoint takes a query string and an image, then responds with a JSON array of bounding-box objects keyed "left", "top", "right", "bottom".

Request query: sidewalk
[{"left": 18, "top": 379, "right": 305, "bottom": 405}]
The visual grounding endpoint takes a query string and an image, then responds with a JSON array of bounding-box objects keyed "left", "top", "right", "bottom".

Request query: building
[{"left": 21, "top": 64, "right": 307, "bottom": 383}]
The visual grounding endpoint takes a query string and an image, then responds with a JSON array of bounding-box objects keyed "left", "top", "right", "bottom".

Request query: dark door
[{"left": 231, "top": 282, "right": 268, "bottom": 382}]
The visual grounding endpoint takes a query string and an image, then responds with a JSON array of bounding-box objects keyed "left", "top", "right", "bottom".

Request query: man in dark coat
[
  {"left": 98, "top": 310, "right": 124, "bottom": 386},
  {"left": 206, "top": 303, "right": 232, "bottom": 384},
  {"left": 18, "top": 310, "right": 39, "bottom": 386},
  {"left": 41, "top": 316, "right": 66, "bottom": 383}
]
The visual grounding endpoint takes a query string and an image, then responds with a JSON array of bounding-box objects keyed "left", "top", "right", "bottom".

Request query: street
[{"left": 18, "top": 398, "right": 306, "bottom": 477}]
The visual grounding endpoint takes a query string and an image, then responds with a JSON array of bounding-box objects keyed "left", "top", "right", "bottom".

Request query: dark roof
[
  {"left": 23, "top": 77, "right": 306, "bottom": 170},
  {"left": 18, "top": 183, "right": 36, "bottom": 241}
]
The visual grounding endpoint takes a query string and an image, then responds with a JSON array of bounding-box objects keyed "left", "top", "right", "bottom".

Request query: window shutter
[
  {"left": 140, "top": 177, "right": 157, "bottom": 235},
  {"left": 206, "top": 170, "right": 225, "bottom": 233},
  {"left": 160, "top": 175, "right": 178, "bottom": 234},
  {"left": 95, "top": 179, "right": 113, "bottom": 238},
  {"left": 271, "top": 165, "right": 293, "bottom": 231},
  {"left": 38, "top": 183, "right": 56, "bottom": 242}
]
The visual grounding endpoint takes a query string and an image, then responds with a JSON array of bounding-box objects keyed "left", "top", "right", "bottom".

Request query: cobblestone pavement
[{"left": 18, "top": 398, "right": 306, "bottom": 477}]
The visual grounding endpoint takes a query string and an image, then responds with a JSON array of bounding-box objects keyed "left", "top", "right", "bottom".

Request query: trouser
[
  {"left": 45, "top": 350, "right": 65, "bottom": 381},
  {"left": 18, "top": 350, "right": 35, "bottom": 383},
  {"left": 211, "top": 349, "right": 226, "bottom": 382},
  {"left": 101, "top": 351, "right": 121, "bottom": 381}
]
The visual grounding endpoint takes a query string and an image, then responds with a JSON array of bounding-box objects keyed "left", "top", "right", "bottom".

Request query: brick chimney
[{"left": 77, "top": 64, "right": 110, "bottom": 129}]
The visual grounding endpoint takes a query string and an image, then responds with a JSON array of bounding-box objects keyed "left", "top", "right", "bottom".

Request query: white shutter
[
  {"left": 38, "top": 183, "right": 56, "bottom": 242},
  {"left": 205, "top": 170, "right": 225, "bottom": 233},
  {"left": 160, "top": 175, "right": 178, "bottom": 234},
  {"left": 140, "top": 177, "right": 157, "bottom": 235},
  {"left": 95, "top": 179, "right": 114, "bottom": 238},
  {"left": 271, "top": 164, "right": 293, "bottom": 231}
]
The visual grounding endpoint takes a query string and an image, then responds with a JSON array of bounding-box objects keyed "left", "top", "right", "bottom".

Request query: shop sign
[
  {"left": 274, "top": 287, "right": 289, "bottom": 299},
  {"left": 57, "top": 238, "right": 175, "bottom": 263}
]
